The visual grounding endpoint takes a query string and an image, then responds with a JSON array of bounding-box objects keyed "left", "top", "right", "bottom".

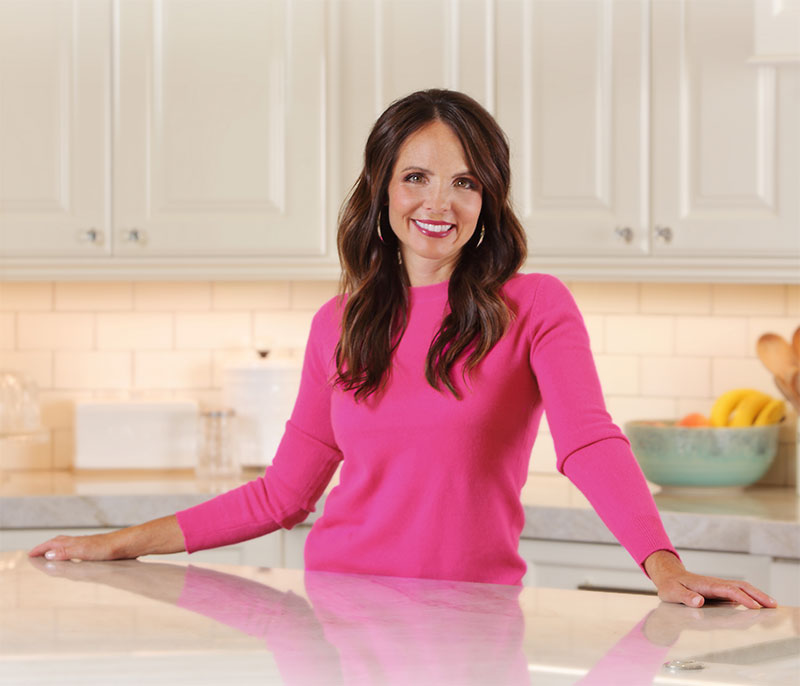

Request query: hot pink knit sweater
[{"left": 177, "top": 273, "right": 677, "bottom": 585}]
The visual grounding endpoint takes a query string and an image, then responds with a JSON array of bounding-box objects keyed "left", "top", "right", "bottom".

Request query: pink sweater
[{"left": 177, "top": 273, "right": 677, "bottom": 585}]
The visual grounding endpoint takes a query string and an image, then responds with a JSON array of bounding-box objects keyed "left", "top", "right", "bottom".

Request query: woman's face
[{"left": 386, "top": 120, "right": 483, "bottom": 286}]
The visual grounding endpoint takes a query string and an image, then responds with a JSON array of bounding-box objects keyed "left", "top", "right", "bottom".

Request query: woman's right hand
[
  {"left": 28, "top": 531, "right": 125, "bottom": 561},
  {"left": 27, "top": 514, "right": 185, "bottom": 561}
]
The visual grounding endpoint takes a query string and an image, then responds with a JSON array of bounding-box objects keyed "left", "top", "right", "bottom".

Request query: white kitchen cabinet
[
  {"left": 0, "top": 0, "right": 111, "bottom": 258},
  {"left": 651, "top": 0, "right": 800, "bottom": 259},
  {"left": 495, "top": 0, "right": 800, "bottom": 281},
  {"left": 752, "top": 0, "right": 800, "bottom": 63},
  {"left": 114, "top": 0, "right": 327, "bottom": 258},
  {"left": 496, "top": 0, "right": 649, "bottom": 258},
  {"left": 1, "top": 0, "right": 329, "bottom": 264}
]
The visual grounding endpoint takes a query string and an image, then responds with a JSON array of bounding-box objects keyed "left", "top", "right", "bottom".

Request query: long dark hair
[{"left": 335, "top": 89, "right": 527, "bottom": 400}]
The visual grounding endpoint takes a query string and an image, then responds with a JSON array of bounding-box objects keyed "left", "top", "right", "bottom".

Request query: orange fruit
[{"left": 676, "top": 412, "right": 711, "bottom": 427}]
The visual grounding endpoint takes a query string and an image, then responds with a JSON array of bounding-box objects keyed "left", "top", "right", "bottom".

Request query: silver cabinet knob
[
  {"left": 76, "top": 228, "right": 104, "bottom": 245},
  {"left": 122, "top": 228, "right": 147, "bottom": 245},
  {"left": 654, "top": 225, "right": 673, "bottom": 243},
  {"left": 615, "top": 226, "right": 634, "bottom": 243}
]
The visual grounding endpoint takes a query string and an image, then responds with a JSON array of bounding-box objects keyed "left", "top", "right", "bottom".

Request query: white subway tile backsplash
[
  {"left": 594, "top": 355, "right": 640, "bottom": 395},
  {"left": 134, "top": 351, "right": 211, "bottom": 389},
  {"left": 55, "top": 282, "right": 133, "bottom": 311},
  {"left": 54, "top": 352, "right": 132, "bottom": 390},
  {"left": 568, "top": 282, "right": 639, "bottom": 314},
  {"left": 52, "top": 428, "right": 74, "bottom": 470},
  {"left": 0, "top": 351, "right": 53, "bottom": 387},
  {"left": 212, "top": 282, "right": 290, "bottom": 310},
  {"left": 641, "top": 283, "right": 712, "bottom": 314},
  {"left": 134, "top": 282, "right": 211, "bottom": 311},
  {"left": 675, "top": 317, "right": 748, "bottom": 357},
  {"left": 0, "top": 313, "right": 14, "bottom": 349},
  {"left": 0, "top": 282, "right": 52, "bottom": 311},
  {"left": 606, "top": 396, "right": 678, "bottom": 427},
  {"left": 582, "top": 315, "right": 605, "bottom": 353},
  {"left": 605, "top": 315, "right": 674, "bottom": 355},
  {"left": 97, "top": 313, "right": 174, "bottom": 350},
  {"left": 712, "top": 284, "right": 786, "bottom": 316},
  {"left": 788, "top": 286, "right": 800, "bottom": 316},
  {"left": 175, "top": 312, "right": 251, "bottom": 350},
  {"left": 641, "top": 357, "right": 711, "bottom": 398},
  {"left": 0, "top": 278, "right": 794, "bottom": 485},
  {"left": 18, "top": 313, "right": 94, "bottom": 350},
  {"left": 290, "top": 281, "right": 340, "bottom": 310},
  {"left": 746, "top": 317, "right": 800, "bottom": 354},
  {"left": 38, "top": 391, "right": 91, "bottom": 430},
  {"left": 711, "top": 358, "right": 781, "bottom": 397},
  {"left": 253, "top": 311, "right": 315, "bottom": 352}
]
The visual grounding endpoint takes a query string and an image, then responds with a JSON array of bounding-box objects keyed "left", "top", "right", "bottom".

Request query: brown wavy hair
[{"left": 335, "top": 89, "right": 527, "bottom": 400}]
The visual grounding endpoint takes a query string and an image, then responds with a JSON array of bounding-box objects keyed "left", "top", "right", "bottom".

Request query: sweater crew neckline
[{"left": 408, "top": 279, "right": 449, "bottom": 303}]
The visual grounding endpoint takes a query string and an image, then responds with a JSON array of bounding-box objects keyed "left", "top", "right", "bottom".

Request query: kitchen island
[
  {"left": 0, "top": 551, "right": 797, "bottom": 685},
  {"left": 1, "top": 470, "right": 799, "bottom": 603}
]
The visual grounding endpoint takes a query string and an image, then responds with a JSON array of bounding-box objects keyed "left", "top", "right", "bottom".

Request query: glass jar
[{"left": 197, "top": 409, "right": 238, "bottom": 480}]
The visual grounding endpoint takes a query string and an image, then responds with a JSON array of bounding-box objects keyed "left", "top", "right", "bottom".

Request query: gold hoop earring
[
  {"left": 377, "top": 213, "right": 385, "bottom": 243},
  {"left": 476, "top": 224, "right": 485, "bottom": 247}
]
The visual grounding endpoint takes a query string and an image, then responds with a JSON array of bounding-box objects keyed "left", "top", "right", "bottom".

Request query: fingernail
[
  {"left": 692, "top": 596, "right": 702, "bottom": 606},
  {"left": 44, "top": 551, "right": 55, "bottom": 560}
]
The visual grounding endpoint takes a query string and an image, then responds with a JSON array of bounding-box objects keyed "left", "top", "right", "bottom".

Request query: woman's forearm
[{"left": 28, "top": 514, "right": 186, "bottom": 561}]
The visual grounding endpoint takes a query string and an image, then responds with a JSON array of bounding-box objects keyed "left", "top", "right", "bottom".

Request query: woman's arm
[{"left": 28, "top": 514, "right": 184, "bottom": 561}]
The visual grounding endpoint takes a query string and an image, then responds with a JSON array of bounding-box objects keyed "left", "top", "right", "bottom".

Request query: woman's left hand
[{"left": 643, "top": 550, "right": 778, "bottom": 609}]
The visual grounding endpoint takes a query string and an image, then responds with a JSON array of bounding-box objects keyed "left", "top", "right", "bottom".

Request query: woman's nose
[{"left": 423, "top": 183, "right": 451, "bottom": 212}]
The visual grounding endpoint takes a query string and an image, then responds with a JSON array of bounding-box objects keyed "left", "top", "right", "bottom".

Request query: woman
[{"left": 31, "top": 90, "right": 775, "bottom": 609}]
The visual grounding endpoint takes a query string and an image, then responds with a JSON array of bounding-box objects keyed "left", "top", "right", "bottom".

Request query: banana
[
  {"left": 754, "top": 398, "right": 786, "bottom": 426},
  {"left": 710, "top": 388, "right": 761, "bottom": 427},
  {"left": 729, "top": 390, "right": 772, "bottom": 427}
]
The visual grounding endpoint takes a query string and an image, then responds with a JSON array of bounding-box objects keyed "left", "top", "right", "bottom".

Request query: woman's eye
[
  {"left": 404, "top": 173, "right": 424, "bottom": 183},
  {"left": 455, "top": 178, "right": 478, "bottom": 190}
]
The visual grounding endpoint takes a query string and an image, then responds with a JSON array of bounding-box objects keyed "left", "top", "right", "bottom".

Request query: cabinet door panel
[
  {"left": 0, "top": 0, "right": 110, "bottom": 258},
  {"left": 652, "top": 0, "right": 800, "bottom": 257},
  {"left": 496, "top": 0, "right": 648, "bottom": 257},
  {"left": 114, "top": 0, "right": 326, "bottom": 257}
]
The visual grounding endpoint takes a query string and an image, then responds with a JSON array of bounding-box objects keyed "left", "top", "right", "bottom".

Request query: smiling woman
[{"left": 29, "top": 89, "right": 777, "bottom": 611}]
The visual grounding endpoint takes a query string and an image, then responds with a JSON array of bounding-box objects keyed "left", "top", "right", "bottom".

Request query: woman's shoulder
[
  {"left": 502, "top": 272, "right": 572, "bottom": 305},
  {"left": 310, "top": 294, "right": 345, "bottom": 341}
]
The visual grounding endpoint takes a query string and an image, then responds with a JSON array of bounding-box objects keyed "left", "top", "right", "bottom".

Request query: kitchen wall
[{"left": 1, "top": 279, "right": 797, "bottom": 487}]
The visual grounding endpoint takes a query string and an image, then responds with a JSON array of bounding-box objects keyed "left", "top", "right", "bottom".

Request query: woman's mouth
[{"left": 412, "top": 219, "right": 455, "bottom": 238}]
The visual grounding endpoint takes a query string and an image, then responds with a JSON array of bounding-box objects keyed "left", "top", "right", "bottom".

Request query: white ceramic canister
[{"left": 222, "top": 357, "right": 302, "bottom": 468}]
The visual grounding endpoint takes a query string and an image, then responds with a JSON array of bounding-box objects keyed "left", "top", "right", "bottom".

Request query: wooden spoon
[
  {"left": 775, "top": 374, "right": 800, "bottom": 412},
  {"left": 793, "top": 326, "right": 800, "bottom": 360},
  {"left": 757, "top": 333, "right": 799, "bottom": 382}
]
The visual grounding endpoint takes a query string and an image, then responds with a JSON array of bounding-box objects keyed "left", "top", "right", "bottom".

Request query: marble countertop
[
  {"left": 1, "top": 469, "right": 799, "bottom": 559},
  {"left": 1, "top": 551, "right": 797, "bottom": 685}
]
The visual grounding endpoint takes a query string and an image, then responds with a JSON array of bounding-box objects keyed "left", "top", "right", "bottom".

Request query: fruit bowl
[{"left": 624, "top": 421, "right": 780, "bottom": 491}]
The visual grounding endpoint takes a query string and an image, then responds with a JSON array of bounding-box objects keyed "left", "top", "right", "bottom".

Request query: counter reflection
[{"left": 29, "top": 558, "right": 792, "bottom": 686}]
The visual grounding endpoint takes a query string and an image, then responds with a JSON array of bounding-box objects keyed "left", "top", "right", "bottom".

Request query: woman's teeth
[{"left": 413, "top": 219, "right": 454, "bottom": 236}]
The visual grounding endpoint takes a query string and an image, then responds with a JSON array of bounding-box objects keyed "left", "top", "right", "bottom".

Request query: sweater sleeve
[
  {"left": 527, "top": 275, "right": 678, "bottom": 572},
  {"left": 176, "top": 301, "right": 344, "bottom": 553}
]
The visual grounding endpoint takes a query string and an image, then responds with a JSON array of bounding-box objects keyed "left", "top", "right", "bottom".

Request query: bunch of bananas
[{"left": 710, "top": 389, "right": 785, "bottom": 427}]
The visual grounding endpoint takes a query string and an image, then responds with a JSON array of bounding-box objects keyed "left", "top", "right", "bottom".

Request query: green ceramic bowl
[{"left": 624, "top": 421, "right": 780, "bottom": 490}]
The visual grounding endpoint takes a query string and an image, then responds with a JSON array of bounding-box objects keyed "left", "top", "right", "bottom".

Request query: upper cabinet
[
  {"left": 114, "top": 0, "right": 326, "bottom": 258},
  {"left": 0, "top": 0, "right": 110, "bottom": 258},
  {"left": 495, "top": 0, "right": 799, "bottom": 280},
  {"left": 1, "top": 0, "right": 798, "bottom": 282},
  {"left": 1, "top": 0, "right": 329, "bottom": 267}
]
